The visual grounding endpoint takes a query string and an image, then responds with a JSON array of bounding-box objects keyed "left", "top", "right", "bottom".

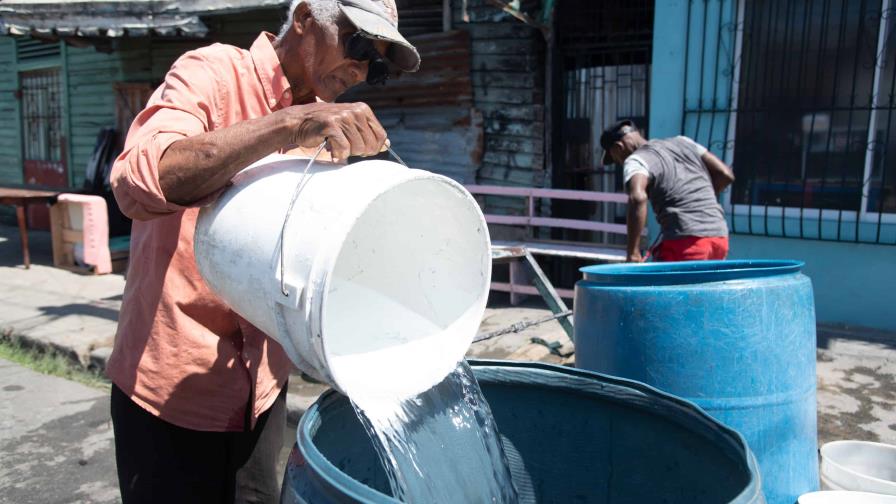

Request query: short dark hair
[{"left": 600, "top": 119, "right": 637, "bottom": 165}]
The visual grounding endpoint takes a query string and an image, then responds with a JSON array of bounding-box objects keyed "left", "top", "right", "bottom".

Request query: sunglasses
[{"left": 344, "top": 32, "right": 390, "bottom": 86}]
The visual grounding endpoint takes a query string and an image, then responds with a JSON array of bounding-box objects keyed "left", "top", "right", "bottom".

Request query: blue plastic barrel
[
  {"left": 281, "top": 360, "right": 764, "bottom": 503},
  {"left": 574, "top": 260, "right": 817, "bottom": 504}
]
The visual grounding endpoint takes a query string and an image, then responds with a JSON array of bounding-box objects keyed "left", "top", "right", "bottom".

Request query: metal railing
[
  {"left": 682, "top": 0, "right": 896, "bottom": 245},
  {"left": 465, "top": 184, "right": 635, "bottom": 238}
]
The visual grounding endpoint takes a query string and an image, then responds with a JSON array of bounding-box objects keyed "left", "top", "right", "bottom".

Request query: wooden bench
[{"left": 465, "top": 185, "right": 643, "bottom": 305}]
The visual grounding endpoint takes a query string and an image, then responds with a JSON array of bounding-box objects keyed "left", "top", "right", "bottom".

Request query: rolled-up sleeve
[{"left": 111, "top": 50, "right": 222, "bottom": 221}]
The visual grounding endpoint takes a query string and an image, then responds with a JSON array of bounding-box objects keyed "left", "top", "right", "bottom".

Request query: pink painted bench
[{"left": 465, "top": 185, "right": 643, "bottom": 301}]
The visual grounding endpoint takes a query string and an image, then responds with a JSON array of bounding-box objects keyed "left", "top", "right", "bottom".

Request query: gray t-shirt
[{"left": 623, "top": 136, "right": 728, "bottom": 239}]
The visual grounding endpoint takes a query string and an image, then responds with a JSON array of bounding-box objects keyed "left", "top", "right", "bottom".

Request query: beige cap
[{"left": 337, "top": 0, "right": 421, "bottom": 72}]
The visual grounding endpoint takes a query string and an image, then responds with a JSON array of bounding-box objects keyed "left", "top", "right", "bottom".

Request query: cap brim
[{"left": 340, "top": 5, "right": 421, "bottom": 72}]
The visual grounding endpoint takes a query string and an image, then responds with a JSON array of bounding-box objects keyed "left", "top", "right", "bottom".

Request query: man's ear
[
  {"left": 292, "top": 2, "right": 314, "bottom": 35},
  {"left": 614, "top": 141, "right": 626, "bottom": 156}
]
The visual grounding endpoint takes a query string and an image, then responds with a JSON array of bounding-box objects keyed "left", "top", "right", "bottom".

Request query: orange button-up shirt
[{"left": 107, "top": 33, "right": 296, "bottom": 432}]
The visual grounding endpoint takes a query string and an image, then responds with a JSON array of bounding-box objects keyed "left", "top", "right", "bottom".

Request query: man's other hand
[{"left": 284, "top": 102, "right": 387, "bottom": 162}]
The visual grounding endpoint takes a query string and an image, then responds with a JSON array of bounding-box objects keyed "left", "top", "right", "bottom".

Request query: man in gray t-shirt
[{"left": 599, "top": 120, "right": 735, "bottom": 262}]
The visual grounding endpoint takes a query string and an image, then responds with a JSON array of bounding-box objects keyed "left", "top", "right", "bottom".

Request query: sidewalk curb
[
  {"left": 1, "top": 326, "right": 312, "bottom": 425},
  {"left": 1, "top": 326, "right": 88, "bottom": 368}
]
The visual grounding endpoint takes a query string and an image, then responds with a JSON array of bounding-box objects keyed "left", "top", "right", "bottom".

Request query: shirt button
[{"left": 269, "top": 98, "right": 277, "bottom": 107}]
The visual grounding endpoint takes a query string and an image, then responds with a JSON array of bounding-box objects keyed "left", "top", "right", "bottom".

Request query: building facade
[
  {"left": 652, "top": 0, "right": 896, "bottom": 331},
  {"left": 1, "top": 0, "right": 893, "bottom": 331}
]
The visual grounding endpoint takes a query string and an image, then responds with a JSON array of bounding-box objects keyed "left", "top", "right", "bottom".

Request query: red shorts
[{"left": 652, "top": 236, "right": 729, "bottom": 262}]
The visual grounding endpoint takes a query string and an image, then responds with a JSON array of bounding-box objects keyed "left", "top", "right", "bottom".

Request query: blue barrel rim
[
  {"left": 295, "top": 359, "right": 764, "bottom": 504},
  {"left": 579, "top": 259, "right": 804, "bottom": 285}
]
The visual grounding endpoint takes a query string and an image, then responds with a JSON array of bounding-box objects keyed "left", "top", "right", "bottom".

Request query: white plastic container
[
  {"left": 799, "top": 491, "right": 896, "bottom": 503},
  {"left": 820, "top": 440, "right": 896, "bottom": 495},
  {"left": 194, "top": 154, "right": 492, "bottom": 401}
]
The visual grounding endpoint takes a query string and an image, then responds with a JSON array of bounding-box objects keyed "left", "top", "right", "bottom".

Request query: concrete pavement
[
  {"left": 0, "top": 226, "right": 122, "bottom": 369},
  {"left": 0, "top": 357, "right": 118, "bottom": 504},
  {"left": 817, "top": 326, "right": 896, "bottom": 444}
]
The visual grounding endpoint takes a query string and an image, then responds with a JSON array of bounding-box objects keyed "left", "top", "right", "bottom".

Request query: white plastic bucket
[
  {"left": 799, "top": 491, "right": 896, "bottom": 503},
  {"left": 820, "top": 440, "right": 896, "bottom": 495},
  {"left": 194, "top": 154, "right": 492, "bottom": 401}
]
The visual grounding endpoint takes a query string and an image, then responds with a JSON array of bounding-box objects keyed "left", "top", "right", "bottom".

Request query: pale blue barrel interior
[
  {"left": 282, "top": 360, "right": 764, "bottom": 504},
  {"left": 574, "top": 259, "right": 817, "bottom": 504}
]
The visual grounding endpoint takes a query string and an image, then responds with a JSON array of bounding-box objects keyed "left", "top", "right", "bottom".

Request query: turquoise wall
[
  {"left": 728, "top": 235, "right": 895, "bottom": 331},
  {"left": 651, "top": 0, "right": 896, "bottom": 332}
]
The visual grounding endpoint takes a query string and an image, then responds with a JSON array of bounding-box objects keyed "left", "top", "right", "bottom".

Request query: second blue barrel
[{"left": 574, "top": 260, "right": 817, "bottom": 504}]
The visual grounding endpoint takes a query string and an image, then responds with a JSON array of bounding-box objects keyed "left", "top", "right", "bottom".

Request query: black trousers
[{"left": 110, "top": 384, "right": 286, "bottom": 504}]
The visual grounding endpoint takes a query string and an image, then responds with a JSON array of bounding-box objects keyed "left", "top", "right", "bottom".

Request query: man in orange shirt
[{"left": 107, "top": 0, "right": 420, "bottom": 501}]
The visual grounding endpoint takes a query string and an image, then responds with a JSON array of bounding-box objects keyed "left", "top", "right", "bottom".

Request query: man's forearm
[
  {"left": 627, "top": 199, "right": 648, "bottom": 256},
  {"left": 158, "top": 111, "right": 295, "bottom": 206},
  {"left": 701, "top": 152, "right": 735, "bottom": 197},
  {"left": 710, "top": 172, "right": 732, "bottom": 196}
]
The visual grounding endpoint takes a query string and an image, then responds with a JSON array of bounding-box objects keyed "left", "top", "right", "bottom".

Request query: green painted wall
[
  {"left": 0, "top": 37, "right": 22, "bottom": 221},
  {"left": 0, "top": 37, "right": 21, "bottom": 187},
  {"left": 0, "top": 7, "right": 285, "bottom": 202},
  {"left": 66, "top": 8, "right": 285, "bottom": 177},
  {"left": 65, "top": 39, "right": 198, "bottom": 179}
]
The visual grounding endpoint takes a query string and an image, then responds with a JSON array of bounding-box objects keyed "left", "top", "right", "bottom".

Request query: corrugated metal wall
[
  {"left": 454, "top": 0, "right": 546, "bottom": 237},
  {"left": 341, "top": 29, "right": 482, "bottom": 183},
  {"left": 396, "top": 0, "right": 445, "bottom": 36}
]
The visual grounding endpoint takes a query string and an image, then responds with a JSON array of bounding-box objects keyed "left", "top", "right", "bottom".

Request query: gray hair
[{"left": 277, "top": 0, "right": 340, "bottom": 40}]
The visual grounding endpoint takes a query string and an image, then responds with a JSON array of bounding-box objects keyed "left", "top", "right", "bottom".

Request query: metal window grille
[
  {"left": 682, "top": 0, "right": 896, "bottom": 245},
  {"left": 554, "top": 0, "right": 654, "bottom": 245},
  {"left": 21, "top": 69, "right": 63, "bottom": 163}
]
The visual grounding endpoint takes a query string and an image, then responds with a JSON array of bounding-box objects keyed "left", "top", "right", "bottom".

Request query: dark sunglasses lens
[
  {"left": 346, "top": 33, "right": 375, "bottom": 61},
  {"left": 367, "top": 59, "right": 389, "bottom": 85},
  {"left": 345, "top": 33, "right": 389, "bottom": 85}
]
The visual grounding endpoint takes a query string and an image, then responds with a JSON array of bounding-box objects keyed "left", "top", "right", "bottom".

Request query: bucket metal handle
[{"left": 277, "top": 141, "right": 328, "bottom": 304}]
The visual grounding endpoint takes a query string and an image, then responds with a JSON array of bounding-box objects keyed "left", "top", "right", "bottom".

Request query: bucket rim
[
  {"left": 579, "top": 259, "right": 804, "bottom": 285},
  {"left": 820, "top": 440, "right": 896, "bottom": 488},
  {"left": 313, "top": 165, "right": 492, "bottom": 398},
  {"left": 295, "top": 359, "right": 764, "bottom": 504}
]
